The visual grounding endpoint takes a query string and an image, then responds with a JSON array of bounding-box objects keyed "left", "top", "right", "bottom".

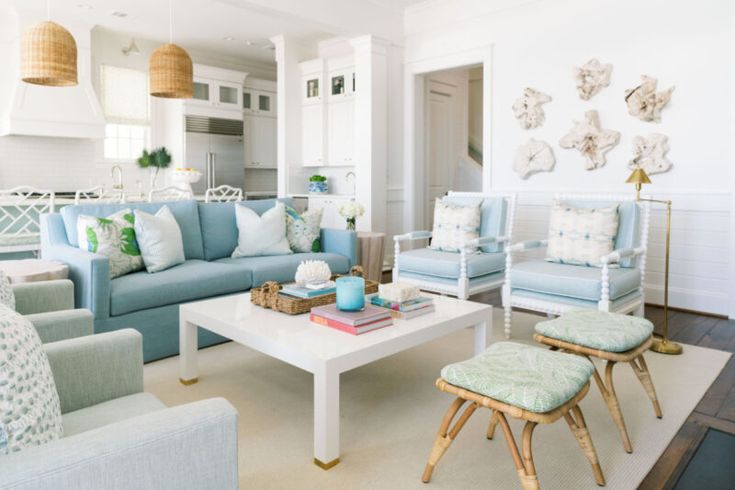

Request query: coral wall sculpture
[
  {"left": 512, "top": 88, "right": 552, "bottom": 129},
  {"left": 628, "top": 133, "right": 672, "bottom": 175},
  {"left": 513, "top": 139, "right": 555, "bottom": 179},
  {"left": 624, "top": 75, "right": 674, "bottom": 122},
  {"left": 559, "top": 110, "right": 620, "bottom": 170},
  {"left": 573, "top": 58, "right": 612, "bottom": 100}
]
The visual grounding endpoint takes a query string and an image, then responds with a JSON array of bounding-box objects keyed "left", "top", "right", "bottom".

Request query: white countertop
[{"left": 289, "top": 193, "right": 355, "bottom": 199}]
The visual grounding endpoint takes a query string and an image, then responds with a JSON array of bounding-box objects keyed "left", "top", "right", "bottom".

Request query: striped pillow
[
  {"left": 430, "top": 198, "right": 481, "bottom": 253},
  {"left": 546, "top": 202, "right": 619, "bottom": 267}
]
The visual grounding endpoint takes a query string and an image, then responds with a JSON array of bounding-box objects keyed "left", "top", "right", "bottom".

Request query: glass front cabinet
[
  {"left": 190, "top": 78, "right": 242, "bottom": 109},
  {"left": 328, "top": 68, "right": 356, "bottom": 100},
  {"left": 243, "top": 89, "right": 276, "bottom": 117}
]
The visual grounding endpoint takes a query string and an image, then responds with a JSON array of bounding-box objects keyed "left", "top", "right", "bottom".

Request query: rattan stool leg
[
  {"left": 630, "top": 355, "right": 663, "bottom": 419},
  {"left": 422, "top": 398, "right": 478, "bottom": 483},
  {"left": 592, "top": 360, "right": 633, "bottom": 453},
  {"left": 496, "top": 413, "right": 540, "bottom": 490},
  {"left": 564, "top": 406, "right": 606, "bottom": 486},
  {"left": 486, "top": 410, "right": 499, "bottom": 440}
]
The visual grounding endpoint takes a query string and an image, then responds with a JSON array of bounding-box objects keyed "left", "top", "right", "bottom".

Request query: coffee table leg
[
  {"left": 314, "top": 367, "right": 340, "bottom": 469},
  {"left": 474, "top": 320, "right": 488, "bottom": 356},
  {"left": 179, "top": 317, "right": 199, "bottom": 385}
]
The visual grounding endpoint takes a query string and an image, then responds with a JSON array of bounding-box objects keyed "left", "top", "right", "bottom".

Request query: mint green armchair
[
  {"left": 11, "top": 279, "right": 93, "bottom": 343},
  {"left": 0, "top": 329, "right": 239, "bottom": 490}
]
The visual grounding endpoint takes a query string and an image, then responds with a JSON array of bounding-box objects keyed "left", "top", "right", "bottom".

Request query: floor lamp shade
[
  {"left": 21, "top": 21, "right": 78, "bottom": 87},
  {"left": 149, "top": 43, "right": 193, "bottom": 99}
]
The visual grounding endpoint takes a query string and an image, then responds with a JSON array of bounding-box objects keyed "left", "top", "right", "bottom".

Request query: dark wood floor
[{"left": 469, "top": 289, "right": 735, "bottom": 489}]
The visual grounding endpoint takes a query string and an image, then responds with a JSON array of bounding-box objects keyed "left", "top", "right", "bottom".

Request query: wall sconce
[{"left": 122, "top": 38, "right": 140, "bottom": 56}]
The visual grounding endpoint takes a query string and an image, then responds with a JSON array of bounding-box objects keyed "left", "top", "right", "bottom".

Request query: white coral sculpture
[
  {"left": 513, "top": 139, "right": 555, "bottom": 179},
  {"left": 512, "top": 88, "right": 552, "bottom": 129},
  {"left": 559, "top": 110, "right": 620, "bottom": 170},
  {"left": 294, "top": 260, "right": 332, "bottom": 286},
  {"left": 628, "top": 134, "right": 672, "bottom": 175},
  {"left": 624, "top": 75, "right": 674, "bottom": 122},
  {"left": 573, "top": 58, "right": 612, "bottom": 100}
]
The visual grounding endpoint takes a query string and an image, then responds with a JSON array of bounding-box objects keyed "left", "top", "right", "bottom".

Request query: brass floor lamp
[{"left": 626, "top": 167, "right": 683, "bottom": 355}]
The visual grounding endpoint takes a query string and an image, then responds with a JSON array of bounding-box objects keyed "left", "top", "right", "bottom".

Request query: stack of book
[
  {"left": 369, "top": 295, "right": 435, "bottom": 319},
  {"left": 281, "top": 282, "right": 336, "bottom": 299},
  {"left": 310, "top": 304, "right": 393, "bottom": 335}
]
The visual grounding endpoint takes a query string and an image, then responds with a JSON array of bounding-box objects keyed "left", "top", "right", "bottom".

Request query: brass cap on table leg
[
  {"left": 179, "top": 377, "right": 199, "bottom": 385},
  {"left": 650, "top": 338, "right": 683, "bottom": 355},
  {"left": 314, "top": 457, "right": 340, "bottom": 470}
]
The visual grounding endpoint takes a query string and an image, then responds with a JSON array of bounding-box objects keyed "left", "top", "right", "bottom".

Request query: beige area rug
[{"left": 144, "top": 309, "right": 730, "bottom": 489}]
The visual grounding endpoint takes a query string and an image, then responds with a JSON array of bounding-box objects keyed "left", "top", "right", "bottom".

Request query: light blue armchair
[
  {"left": 0, "top": 329, "right": 239, "bottom": 490},
  {"left": 503, "top": 193, "right": 651, "bottom": 338},
  {"left": 12, "top": 279, "right": 93, "bottom": 343},
  {"left": 393, "top": 192, "right": 516, "bottom": 299}
]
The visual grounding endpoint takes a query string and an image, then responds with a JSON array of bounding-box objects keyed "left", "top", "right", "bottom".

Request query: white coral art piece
[
  {"left": 513, "top": 139, "right": 555, "bottom": 179},
  {"left": 628, "top": 133, "right": 672, "bottom": 175},
  {"left": 294, "top": 260, "right": 331, "bottom": 286},
  {"left": 512, "top": 88, "right": 552, "bottom": 129},
  {"left": 624, "top": 75, "right": 674, "bottom": 122},
  {"left": 559, "top": 110, "right": 620, "bottom": 170},
  {"left": 573, "top": 58, "right": 612, "bottom": 100}
]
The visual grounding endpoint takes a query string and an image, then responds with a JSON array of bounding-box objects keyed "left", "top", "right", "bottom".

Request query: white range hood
[{"left": 0, "top": 9, "right": 105, "bottom": 139}]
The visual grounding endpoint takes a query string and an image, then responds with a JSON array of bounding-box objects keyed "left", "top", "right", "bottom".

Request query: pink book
[
  {"left": 310, "top": 314, "right": 393, "bottom": 335},
  {"left": 310, "top": 304, "right": 391, "bottom": 327}
]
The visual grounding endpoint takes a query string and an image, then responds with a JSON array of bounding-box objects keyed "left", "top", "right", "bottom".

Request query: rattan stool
[
  {"left": 422, "top": 342, "right": 605, "bottom": 489},
  {"left": 534, "top": 309, "right": 663, "bottom": 453}
]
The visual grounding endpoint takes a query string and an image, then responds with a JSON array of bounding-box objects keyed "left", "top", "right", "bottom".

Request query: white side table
[
  {"left": 356, "top": 232, "right": 386, "bottom": 282},
  {"left": 0, "top": 259, "right": 69, "bottom": 284}
]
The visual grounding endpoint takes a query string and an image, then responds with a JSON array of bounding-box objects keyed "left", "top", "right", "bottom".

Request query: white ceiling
[{"left": 10, "top": 0, "right": 336, "bottom": 63}]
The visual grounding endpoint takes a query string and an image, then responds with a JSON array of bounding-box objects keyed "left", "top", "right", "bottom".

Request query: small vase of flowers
[
  {"left": 137, "top": 147, "right": 172, "bottom": 190},
  {"left": 308, "top": 174, "right": 328, "bottom": 194},
  {"left": 339, "top": 201, "right": 365, "bottom": 231}
]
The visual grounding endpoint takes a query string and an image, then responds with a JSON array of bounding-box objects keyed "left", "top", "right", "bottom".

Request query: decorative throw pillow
[
  {"left": 546, "top": 202, "right": 620, "bottom": 267},
  {"left": 77, "top": 209, "right": 144, "bottom": 278},
  {"left": 285, "top": 205, "right": 322, "bottom": 253},
  {"left": 0, "top": 304, "right": 63, "bottom": 454},
  {"left": 133, "top": 206, "right": 186, "bottom": 273},
  {"left": 0, "top": 271, "right": 15, "bottom": 310},
  {"left": 430, "top": 198, "right": 482, "bottom": 253},
  {"left": 232, "top": 202, "right": 293, "bottom": 258}
]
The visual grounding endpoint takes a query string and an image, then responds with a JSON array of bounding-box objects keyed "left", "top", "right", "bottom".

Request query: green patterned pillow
[
  {"left": 285, "top": 205, "right": 322, "bottom": 253},
  {"left": 76, "top": 209, "right": 144, "bottom": 279}
]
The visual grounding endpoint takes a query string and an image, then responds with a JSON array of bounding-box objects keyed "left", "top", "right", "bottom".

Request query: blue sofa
[{"left": 40, "top": 198, "right": 357, "bottom": 362}]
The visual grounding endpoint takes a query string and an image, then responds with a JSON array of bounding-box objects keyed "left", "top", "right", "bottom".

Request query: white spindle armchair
[
  {"left": 502, "top": 193, "right": 651, "bottom": 338},
  {"left": 393, "top": 192, "right": 516, "bottom": 300}
]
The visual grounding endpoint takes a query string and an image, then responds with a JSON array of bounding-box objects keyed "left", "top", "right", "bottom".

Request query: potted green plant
[
  {"left": 137, "top": 147, "right": 172, "bottom": 189},
  {"left": 308, "top": 174, "right": 328, "bottom": 194}
]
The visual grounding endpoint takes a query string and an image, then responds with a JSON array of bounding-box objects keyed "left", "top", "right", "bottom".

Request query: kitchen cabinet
[
  {"left": 328, "top": 68, "right": 356, "bottom": 101},
  {"left": 327, "top": 99, "right": 354, "bottom": 165},
  {"left": 243, "top": 89, "right": 276, "bottom": 117},
  {"left": 190, "top": 77, "right": 242, "bottom": 110},
  {"left": 301, "top": 103, "right": 325, "bottom": 167},
  {"left": 244, "top": 115, "right": 277, "bottom": 168},
  {"left": 308, "top": 195, "right": 353, "bottom": 229}
]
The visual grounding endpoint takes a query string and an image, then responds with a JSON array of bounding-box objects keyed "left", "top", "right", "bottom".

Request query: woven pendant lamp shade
[
  {"left": 149, "top": 43, "right": 193, "bottom": 99},
  {"left": 21, "top": 21, "right": 78, "bottom": 86}
]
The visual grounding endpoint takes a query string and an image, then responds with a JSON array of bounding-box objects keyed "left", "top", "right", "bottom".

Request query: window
[{"left": 100, "top": 65, "right": 150, "bottom": 160}]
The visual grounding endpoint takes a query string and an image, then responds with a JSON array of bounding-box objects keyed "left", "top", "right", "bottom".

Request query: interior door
[
  {"left": 425, "top": 84, "right": 454, "bottom": 229},
  {"left": 185, "top": 132, "right": 211, "bottom": 194}
]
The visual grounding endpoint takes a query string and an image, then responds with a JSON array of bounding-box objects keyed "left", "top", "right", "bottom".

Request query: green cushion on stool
[
  {"left": 535, "top": 309, "right": 653, "bottom": 353},
  {"left": 440, "top": 342, "right": 594, "bottom": 414}
]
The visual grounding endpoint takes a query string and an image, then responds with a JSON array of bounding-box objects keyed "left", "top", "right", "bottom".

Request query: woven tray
[{"left": 251, "top": 265, "right": 379, "bottom": 315}]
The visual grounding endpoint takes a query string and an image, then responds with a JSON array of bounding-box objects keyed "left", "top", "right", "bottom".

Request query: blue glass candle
[{"left": 336, "top": 276, "right": 365, "bottom": 311}]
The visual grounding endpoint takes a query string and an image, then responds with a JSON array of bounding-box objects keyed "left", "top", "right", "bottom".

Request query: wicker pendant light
[
  {"left": 21, "top": 2, "right": 78, "bottom": 87},
  {"left": 149, "top": 0, "right": 193, "bottom": 98}
]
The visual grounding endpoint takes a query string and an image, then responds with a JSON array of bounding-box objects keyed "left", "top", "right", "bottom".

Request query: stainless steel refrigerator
[{"left": 185, "top": 116, "right": 244, "bottom": 194}]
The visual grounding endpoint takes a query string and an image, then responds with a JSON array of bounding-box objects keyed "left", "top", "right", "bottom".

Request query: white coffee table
[{"left": 179, "top": 293, "right": 492, "bottom": 469}]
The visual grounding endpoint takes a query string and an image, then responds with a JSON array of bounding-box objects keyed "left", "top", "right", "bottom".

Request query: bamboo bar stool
[
  {"left": 422, "top": 342, "right": 605, "bottom": 489},
  {"left": 534, "top": 309, "right": 662, "bottom": 453}
]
